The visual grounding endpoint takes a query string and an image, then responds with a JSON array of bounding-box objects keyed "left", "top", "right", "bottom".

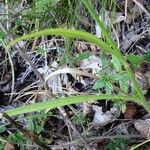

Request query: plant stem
[
  {"left": 1, "top": 94, "right": 139, "bottom": 118},
  {"left": 118, "top": 52, "right": 150, "bottom": 111},
  {"left": 6, "top": 28, "right": 150, "bottom": 112},
  {"left": 81, "top": 0, "right": 116, "bottom": 47}
]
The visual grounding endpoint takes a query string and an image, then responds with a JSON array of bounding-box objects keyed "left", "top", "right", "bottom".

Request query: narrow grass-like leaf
[
  {"left": 7, "top": 29, "right": 113, "bottom": 55},
  {"left": 6, "top": 28, "right": 150, "bottom": 112},
  {"left": 127, "top": 54, "right": 143, "bottom": 67},
  {"left": 1, "top": 94, "right": 139, "bottom": 118},
  {"left": 81, "top": 0, "right": 116, "bottom": 48},
  {"left": 93, "top": 80, "right": 105, "bottom": 89}
]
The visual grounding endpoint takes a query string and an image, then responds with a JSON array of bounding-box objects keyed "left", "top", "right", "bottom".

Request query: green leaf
[
  {"left": 36, "top": 0, "right": 60, "bottom": 14},
  {"left": 7, "top": 28, "right": 113, "bottom": 55},
  {"left": 0, "top": 141, "right": 5, "bottom": 149},
  {"left": 73, "top": 51, "right": 91, "bottom": 63},
  {"left": 119, "top": 81, "right": 128, "bottom": 94},
  {"left": 0, "top": 126, "right": 6, "bottom": 133},
  {"left": 6, "top": 27, "right": 150, "bottom": 112},
  {"left": 114, "top": 74, "right": 129, "bottom": 81},
  {"left": 36, "top": 48, "right": 45, "bottom": 55},
  {"left": 121, "top": 103, "right": 127, "bottom": 113},
  {"left": 28, "top": 118, "right": 34, "bottom": 132},
  {"left": 0, "top": 30, "right": 5, "bottom": 40},
  {"left": 101, "top": 53, "right": 109, "bottom": 70},
  {"left": 8, "top": 131, "right": 25, "bottom": 144},
  {"left": 93, "top": 80, "right": 105, "bottom": 89},
  {"left": 112, "top": 56, "right": 122, "bottom": 72},
  {"left": 106, "top": 82, "right": 113, "bottom": 91},
  {"left": 0, "top": 95, "right": 138, "bottom": 118},
  {"left": 106, "top": 83, "right": 113, "bottom": 95},
  {"left": 127, "top": 54, "right": 143, "bottom": 66},
  {"left": 144, "top": 49, "right": 150, "bottom": 62},
  {"left": 81, "top": 0, "right": 115, "bottom": 46}
]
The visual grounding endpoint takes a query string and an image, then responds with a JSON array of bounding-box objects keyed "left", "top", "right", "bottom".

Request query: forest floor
[{"left": 0, "top": 0, "right": 150, "bottom": 150}]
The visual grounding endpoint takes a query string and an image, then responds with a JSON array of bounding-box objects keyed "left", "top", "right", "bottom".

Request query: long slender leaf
[
  {"left": 1, "top": 94, "right": 138, "bottom": 118},
  {"left": 6, "top": 28, "right": 150, "bottom": 112},
  {"left": 7, "top": 28, "right": 113, "bottom": 55},
  {"left": 81, "top": 0, "right": 116, "bottom": 47}
]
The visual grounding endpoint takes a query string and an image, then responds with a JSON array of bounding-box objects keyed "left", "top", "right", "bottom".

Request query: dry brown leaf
[{"left": 124, "top": 104, "right": 137, "bottom": 119}]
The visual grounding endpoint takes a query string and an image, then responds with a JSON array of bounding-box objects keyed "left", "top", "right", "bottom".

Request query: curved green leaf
[
  {"left": 1, "top": 94, "right": 138, "bottom": 118},
  {"left": 7, "top": 28, "right": 113, "bottom": 55},
  {"left": 6, "top": 28, "right": 150, "bottom": 112}
]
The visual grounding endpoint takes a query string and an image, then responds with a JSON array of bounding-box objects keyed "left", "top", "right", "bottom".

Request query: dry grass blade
[{"left": 44, "top": 67, "right": 99, "bottom": 93}]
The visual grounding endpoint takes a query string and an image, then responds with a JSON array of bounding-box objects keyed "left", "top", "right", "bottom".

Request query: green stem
[
  {"left": 6, "top": 29, "right": 111, "bottom": 53},
  {"left": 6, "top": 28, "right": 150, "bottom": 112},
  {"left": 81, "top": 0, "right": 116, "bottom": 47},
  {"left": 115, "top": 50, "right": 149, "bottom": 111},
  {"left": 60, "top": 37, "right": 73, "bottom": 65},
  {"left": 1, "top": 94, "right": 139, "bottom": 118}
]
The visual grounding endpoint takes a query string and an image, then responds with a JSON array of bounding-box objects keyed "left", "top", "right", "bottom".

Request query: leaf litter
[{"left": 0, "top": 0, "right": 150, "bottom": 149}]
